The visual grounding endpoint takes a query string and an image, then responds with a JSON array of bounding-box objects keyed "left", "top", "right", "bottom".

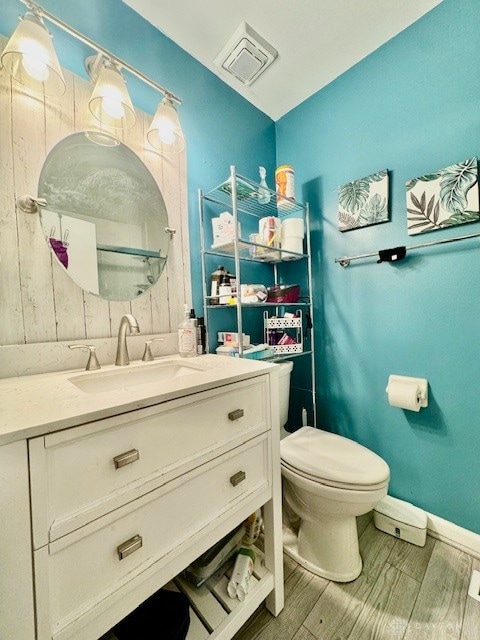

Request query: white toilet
[{"left": 277, "top": 362, "right": 390, "bottom": 582}]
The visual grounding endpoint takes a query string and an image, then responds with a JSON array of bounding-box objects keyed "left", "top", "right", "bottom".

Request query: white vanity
[{"left": 0, "top": 355, "right": 283, "bottom": 640}]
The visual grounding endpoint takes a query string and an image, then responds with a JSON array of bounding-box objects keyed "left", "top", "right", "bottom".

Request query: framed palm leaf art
[
  {"left": 406, "top": 157, "right": 479, "bottom": 235},
  {"left": 338, "top": 170, "right": 389, "bottom": 231}
]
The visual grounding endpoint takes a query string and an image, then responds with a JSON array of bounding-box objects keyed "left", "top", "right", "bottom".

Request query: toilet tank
[{"left": 277, "top": 361, "right": 293, "bottom": 427}]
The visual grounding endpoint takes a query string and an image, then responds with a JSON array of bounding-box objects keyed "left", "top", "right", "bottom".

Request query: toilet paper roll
[
  {"left": 281, "top": 218, "right": 305, "bottom": 239},
  {"left": 387, "top": 379, "right": 422, "bottom": 412},
  {"left": 281, "top": 236, "right": 304, "bottom": 255},
  {"left": 259, "top": 216, "right": 281, "bottom": 248}
]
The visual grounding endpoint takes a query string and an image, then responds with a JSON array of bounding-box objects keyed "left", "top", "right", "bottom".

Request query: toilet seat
[{"left": 280, "top": 426, "right": 390, "bottom": 491}]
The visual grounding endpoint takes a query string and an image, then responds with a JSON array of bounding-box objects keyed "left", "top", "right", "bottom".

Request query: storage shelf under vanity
[
  {"left": 175, "top": 545, "right": 272, "bottom": 640},
  {"left": 102, "top": 545, "right": 272, "bottom": 640}
]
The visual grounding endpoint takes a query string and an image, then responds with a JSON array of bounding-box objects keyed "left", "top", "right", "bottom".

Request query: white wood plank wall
[{"left": 0, "top": 35, "right": 191, "bottom": 346}]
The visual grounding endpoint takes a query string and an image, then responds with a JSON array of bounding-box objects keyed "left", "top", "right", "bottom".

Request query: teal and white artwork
[
  {"left": 406, "top": 157, "right": 479, "bottom": 235},
  {"left": 338, "top": 170, "right": 389, "bottom": 231}
]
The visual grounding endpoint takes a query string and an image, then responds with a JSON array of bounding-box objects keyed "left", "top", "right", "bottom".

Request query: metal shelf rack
[{"left": 198, "top": 165, "right": 317, "bottom": 424}]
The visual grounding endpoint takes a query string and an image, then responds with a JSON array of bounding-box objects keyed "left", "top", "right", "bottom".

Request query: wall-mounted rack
[
  {"left": 335, "top": 229, "right": 480, "bottom": 267},
  {"left": 199, "top": 165, "right": 317, "bottom": 428}
]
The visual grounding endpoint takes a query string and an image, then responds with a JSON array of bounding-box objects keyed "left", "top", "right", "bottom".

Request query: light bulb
[
  {"left": 156, "top": 119, "right": 176, "bottom": 145},
  {"left": 20, "top": 38, "right": 50, "bottom": 81},
  {"left": 22, "top": 54, "right": 49, "bottom": 81},
  {"left": 101, "top": 95, "right": 125, "bottom": 120}
]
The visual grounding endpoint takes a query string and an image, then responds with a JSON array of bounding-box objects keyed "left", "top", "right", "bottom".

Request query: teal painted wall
[
  {"left": 276, "top": 0, "right": 480, "bottom": 532},
  {"left": 0, "top": 0, "right": 276, "bottom": 314}
]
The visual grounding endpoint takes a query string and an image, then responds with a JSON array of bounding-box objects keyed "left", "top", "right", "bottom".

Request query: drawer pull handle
[
  {"left": 230, "top": 471, "right": 246, "bottom": 487},
  {"left": 228, "top": 409, "right": 244, "bottom": 421},
  {"left": 113, "top": 449, "right": 139, "bottom": 469},
  {"left": 117, "top": 534, "right": 142, "bottom": 560}
]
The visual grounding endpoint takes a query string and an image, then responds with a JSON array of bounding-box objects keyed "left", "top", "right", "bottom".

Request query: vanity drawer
[
  {"left": 34, "top": 434, "right": 271, "bottom": 640},
  {"left": 29, "top": 375, "right": 270, "bottom": 546}
]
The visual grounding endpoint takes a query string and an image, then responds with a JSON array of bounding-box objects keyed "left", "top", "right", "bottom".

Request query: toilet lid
[{"left": 280, "top": 426, "right": 390, "bottom": 490}]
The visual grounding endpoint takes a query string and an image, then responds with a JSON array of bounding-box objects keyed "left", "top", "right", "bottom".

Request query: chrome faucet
[{"left": 115, "top": 314, "right": 140, "bottom": 366}]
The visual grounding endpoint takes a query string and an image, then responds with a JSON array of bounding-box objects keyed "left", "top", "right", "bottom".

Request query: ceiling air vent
[{"left": 214, "top": 22, "right": 278, "bottom": 86}]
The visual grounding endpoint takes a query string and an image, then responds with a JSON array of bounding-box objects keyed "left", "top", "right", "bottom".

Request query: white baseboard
[{"left": 426, "top": 510, "right": 480, "bottom": 559}]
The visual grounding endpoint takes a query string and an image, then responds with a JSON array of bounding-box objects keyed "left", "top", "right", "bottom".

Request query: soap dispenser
[{"left": 178, "top": 304, "right": 197, "bottom": 357}]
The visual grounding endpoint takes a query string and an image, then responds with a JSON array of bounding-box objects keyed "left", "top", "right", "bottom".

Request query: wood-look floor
[{"left": 234, "top": 513, "right": 480, "bottom": 640}]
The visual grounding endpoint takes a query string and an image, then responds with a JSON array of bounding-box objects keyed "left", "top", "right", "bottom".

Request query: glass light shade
[
  {"left": 89, "top": 63, "right": 136, "bottom": 130},
  {"left": 147, "top": 97, "right": 185, "bottom": 154},
  {"left": 1, "top": 12, "right": 66, "bottom": 97}
]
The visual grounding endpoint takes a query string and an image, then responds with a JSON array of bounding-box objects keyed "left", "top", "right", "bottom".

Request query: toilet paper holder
[{"left": 386, "top": 375, "right": 428, "bottom": 410}]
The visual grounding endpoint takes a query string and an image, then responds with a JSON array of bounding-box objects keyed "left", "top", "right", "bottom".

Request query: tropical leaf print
[
  {"left": 367, "top": 170, "right": 388, "bottom": 184},
  {"left": 439, "top": 156, "right": 478, "bottom": 214},
  {"left": 339, "top": 210, "right": 359, "bottom": 230},
  {"left": 369, "top": 193, "right": 388, "bottom": 221},
  {"left": 356, "top": 209, "right": 368, "bottom": 225},
  {"left": 406, "top": 172, "right": 440, "bottom": 192},
  {"left": 407, "top": 158, "right": 479, "bottom": 235},
  {"left": 358, "top": 194, "right": 388, "bottom": 226},
  {"left": 338, "top": 179, "right": 370, "bottom": 213},
  {"left": 440, "top": 211, "right": 480, "bottom": 227},
  {"left": 339, "top": 169, "right": 389, "bottom": 230},
  {"left": 407, "top": 191, "right": 441, "bottom": 233}
]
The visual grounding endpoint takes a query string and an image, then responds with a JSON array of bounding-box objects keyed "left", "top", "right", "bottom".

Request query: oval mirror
[{"left": 38, "top": 131, "right": 170, "bottom": 301}]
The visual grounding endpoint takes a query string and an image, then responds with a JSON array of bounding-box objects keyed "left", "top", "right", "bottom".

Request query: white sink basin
[{"left": 69, "top": 361, "right": 204, "bottom": 393}]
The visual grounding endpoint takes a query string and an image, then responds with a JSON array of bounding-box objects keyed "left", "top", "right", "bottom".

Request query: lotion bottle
[{"left": 178, "top": 304, "right": 197, "bottom": 357}]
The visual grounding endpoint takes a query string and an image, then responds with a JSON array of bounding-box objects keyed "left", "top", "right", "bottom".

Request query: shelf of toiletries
[
  {"left": 220, "top": 348, "right": 313, "bottom": 363},
  {"left": 214, "top": 311, "right": 308, "bottom": 360},
  {"left": 199, "top": 165, "right": 316, "bottom": 425},
  {"left": 264, "top": 311, "right": 304, "bottom": 355},
  {"left": 205, "top": 301, "right": 311, "bottom": 309},
  {"left": 199, "top": 165, "right": 315, "bottom": 363},
  {"left": 203, "top": 174, "right": 306, "bottom": 219},
  {"left": 268, "top": 349, "right": 313, "bottom": 363},
  {"left": 204, "top": 238, "right": 307, "bottom": 264}
]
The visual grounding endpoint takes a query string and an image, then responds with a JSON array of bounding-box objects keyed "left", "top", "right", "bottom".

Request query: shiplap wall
[{"left": 0, "top": 36, "right": 191, "bottom": 346}]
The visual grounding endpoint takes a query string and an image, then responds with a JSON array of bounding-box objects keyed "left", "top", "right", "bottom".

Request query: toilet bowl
[
  {"left": 281, "top": 426, "right": 389, "bottom": 581},
  {"left": 276, "top": 363, "right": 390, "bottom": 582}
]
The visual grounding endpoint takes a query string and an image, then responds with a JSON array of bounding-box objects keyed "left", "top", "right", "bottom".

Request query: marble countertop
[{"left": 0, "top": 355, "right": 277, "bottom": 446}]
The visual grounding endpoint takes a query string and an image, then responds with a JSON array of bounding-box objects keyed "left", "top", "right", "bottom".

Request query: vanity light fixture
[
  {"left": 1, "top": 6, "right": 66, "bottom": 96},
  {"left": 4, "top": 0, "right": 184, "bottom": 151},
  {"left": 87, "top": 55, "right": 136, "bottom": 130}
]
